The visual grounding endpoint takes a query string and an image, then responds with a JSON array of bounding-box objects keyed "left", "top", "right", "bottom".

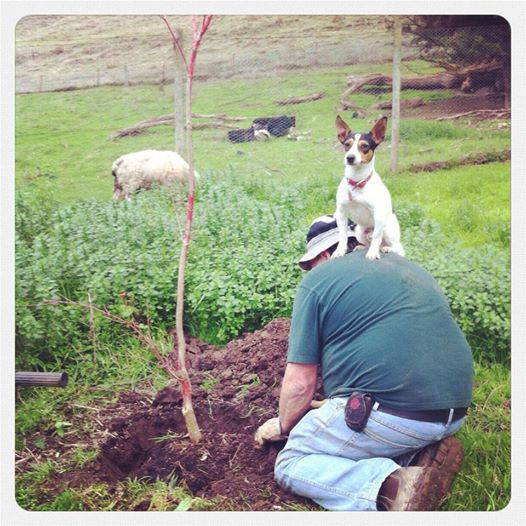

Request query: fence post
[
  {"left": 174, "top": 28, "right": 187, "bottom": 157},
  {"left": 124, "top": 65, "right": 129, "bottom": 87},
  {"left": 390, "top": 17, "right": 402, "bottom": 174}
]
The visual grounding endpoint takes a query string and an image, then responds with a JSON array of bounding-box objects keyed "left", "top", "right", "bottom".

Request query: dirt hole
[{"left": 92, "top": 318, "right": 322, "bottom": 509}]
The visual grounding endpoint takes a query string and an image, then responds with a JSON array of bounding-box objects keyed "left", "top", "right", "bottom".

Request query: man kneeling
[{"left": 254, "top": 215, "right": 473, "bottom": 511}]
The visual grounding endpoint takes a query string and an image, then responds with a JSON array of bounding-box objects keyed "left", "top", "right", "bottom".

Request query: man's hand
[{"left": 254, "top": 417, "right": 286, "bottom": 448}]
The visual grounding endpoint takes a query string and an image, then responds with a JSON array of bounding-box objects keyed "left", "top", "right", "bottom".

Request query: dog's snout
[{"left": 346, "top": 155, "right": 356, "bottom": 165}]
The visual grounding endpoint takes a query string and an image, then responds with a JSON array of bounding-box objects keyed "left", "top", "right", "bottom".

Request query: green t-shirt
[{"left": 288, "top": 251, "right": 474, "bottom": 410}]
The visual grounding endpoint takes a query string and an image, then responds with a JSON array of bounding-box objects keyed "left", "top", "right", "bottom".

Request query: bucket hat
[{"left": 298, "top": 214, "right": 357, "bottom": 270}]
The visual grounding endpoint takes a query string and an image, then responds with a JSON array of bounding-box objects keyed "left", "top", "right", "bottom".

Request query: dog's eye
[
  {"left": 344, "top": 139, "right": 353, "bottom": 150},
  {"left": 359, "top": 143, "right": 370, "bottom": 152}
]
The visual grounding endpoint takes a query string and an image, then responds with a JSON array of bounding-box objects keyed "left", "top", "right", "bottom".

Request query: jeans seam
[
  {"left": 288, "top": 473, "right": 361, "bottom": 499},
  {"left": 309, "top": 401, "right": 345, "bottom": 436},
  {"left": 337, "top": 434, "right": 378, "bottom": 457},
  {"left": 364, "top": 427, "right": 424, "bottom": 449},
  {"left": 283, "top": 467, "right": 381, "bottom": 505},
  {"left": 370, "top": 413, "right": 443, "bottom": 441}
]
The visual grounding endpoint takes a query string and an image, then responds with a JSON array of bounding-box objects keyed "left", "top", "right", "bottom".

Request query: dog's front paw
[
  {"left": 366, "top": 248, "right": 381, "bottom": 260},
  {"left": 382, "top": 244, "right": 405, "bottom": 257},
  {"left": 331, "top": 245, "right": 347, "bottom": 259}
]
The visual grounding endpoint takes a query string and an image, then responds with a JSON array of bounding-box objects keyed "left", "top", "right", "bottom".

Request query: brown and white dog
[{"left": 332, "top": 115, "right": 404, "bottom": 260}]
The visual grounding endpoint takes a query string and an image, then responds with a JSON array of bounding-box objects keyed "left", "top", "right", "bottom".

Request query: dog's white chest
[
  {"left": 336, "top": 179, "right": 377, "bottom": 227},
  {"left": 346, "top": 198, "right": 374, "bottom": 227}
]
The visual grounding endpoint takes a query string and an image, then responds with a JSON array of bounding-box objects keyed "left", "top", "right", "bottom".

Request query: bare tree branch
[{"left": 161, "top": 14, "right": 214, "bottom": 444}]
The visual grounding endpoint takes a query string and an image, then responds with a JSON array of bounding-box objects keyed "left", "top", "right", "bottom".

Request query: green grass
[
  {"left": 16, "top": 474, "right": 216, "bottom": 511},
  {"left": 16, "top": 61, "right": 510, "bottom": 204},
  {"left": 386, "top": 162, "right": 510, "bottom": 247},
  {"left": 442, "top": 362, "right": 511, "bottom": 511}
]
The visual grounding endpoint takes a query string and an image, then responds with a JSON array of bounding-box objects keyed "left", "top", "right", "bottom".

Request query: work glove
[{"left": 254, "top": 417, "right": 287, "bottom": 448}]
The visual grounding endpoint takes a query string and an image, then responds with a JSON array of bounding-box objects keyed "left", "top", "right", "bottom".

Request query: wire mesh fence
[
  {"left": 15, "top": 15, "right": 510, "bottom": 102},
  {"left": 15, "top": 16, "right": 390, "bottom": 92}
]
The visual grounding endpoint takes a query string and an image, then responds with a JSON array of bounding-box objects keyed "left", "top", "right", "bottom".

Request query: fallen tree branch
[
  {"left": 342, "top": 62, "right": 504, "bottom": 99},
  {"left": 275, "top": 92, "right": 325, "bottom": 105},
  {"left": 373, "top": 97, "right": 424, "bottom": 110},
  {"left": 342, "top": 73, "right": 392, "bottom": 98},
  {"left": 110, "top": 112, "right": 247, "bottom": 139},
  {"left": 342, "top": 72, "right": 461, "bottom": 99},
  {"left": 336, "top": 98, "right": 367, "bottom": 117},
  {"left": 409, "top": 149, "right": 511, "bottom": 173},
  {"left": 192, "top": 121, "right": 240, "bottom": 130},
  {"left": 192, "top": 112, "right": 245, "bottom": 121},
  {"left": 109, "top": 115, "right": 174, "bottom": 139},
  {"left": 435, "top": 109, "right": 510, "bottom": 121}
]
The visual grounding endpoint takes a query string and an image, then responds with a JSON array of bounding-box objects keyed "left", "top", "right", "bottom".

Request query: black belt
[{"left": 376, "top": 404, "right": 468, "bottom": 423}]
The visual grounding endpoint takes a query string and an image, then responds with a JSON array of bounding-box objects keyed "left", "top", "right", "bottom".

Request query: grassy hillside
[
  {"left": 15, "top": 15, "right": 397, "bottom": 92},
  {"left": 16, "top": 64, "right": 510, "bottom": 246}
]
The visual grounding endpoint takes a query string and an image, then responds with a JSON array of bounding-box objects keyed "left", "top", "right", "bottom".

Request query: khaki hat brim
[{"left": 298, "top": 225, "right": 354, "bottom": 270}]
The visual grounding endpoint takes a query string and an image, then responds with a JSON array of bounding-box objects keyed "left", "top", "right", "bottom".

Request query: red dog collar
[
  {"left": 347, "top": 171, "right": 373, "bottom": 202},
  {"left": 347, "top": 171, "right": 373, "bottom": 189}
]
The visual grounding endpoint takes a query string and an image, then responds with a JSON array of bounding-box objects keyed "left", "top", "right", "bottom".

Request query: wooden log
[
  {"left": 192, "top": 113, "right": 246, "bottom": 121},
  {"left": 343, "top": 72, "right": 461, "bottom": 98},
  {"left": 435, "top": 109, "right": 511, "bottom": 121},
  {"left": 343, "top": 62, "right": 504, "bottom": 97},
  {"left": 336, "top": 98, "right": 367, "bottom": 117},
  {"left": 343, "top": 74, "right": 391, "bottom": 98},
  {"left": 109, "top": 115, "right": 174, "bottom": 139},
  {"left": 110, "top": 113, "right": 247, "bottom": 139},
  {"left": 374, "top": 97, "right": 424, "bottom": 110},
  {"left": 192, "top": 121, "right": 241, "bottom": 130},
  {"left": 15, "top": 372, "right": 68, "bottom": 388},
  {"left": 275, "top": 92, "right": 325, "bottom": 105}
]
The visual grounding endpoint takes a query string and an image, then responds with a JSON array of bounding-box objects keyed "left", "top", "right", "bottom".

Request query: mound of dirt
[{"left": 92, "top": 318, "right": 323, "bottom": 510}]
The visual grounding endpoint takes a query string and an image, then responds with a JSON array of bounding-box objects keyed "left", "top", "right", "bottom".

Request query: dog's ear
[
  {"left": 370, "top": 116, "right": 388, "bottom": 144},
  {"left": 336, "top": 115, "right": 350, "bottom": 144}
]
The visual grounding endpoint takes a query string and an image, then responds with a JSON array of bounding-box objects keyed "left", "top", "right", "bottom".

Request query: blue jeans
[{"left": 274, "top": 397, "right": 465, "bottom": 511}]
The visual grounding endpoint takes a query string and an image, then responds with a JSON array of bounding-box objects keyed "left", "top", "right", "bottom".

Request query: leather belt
[{"left": 376, "top": 404, "right": 468, "bottom": 424}]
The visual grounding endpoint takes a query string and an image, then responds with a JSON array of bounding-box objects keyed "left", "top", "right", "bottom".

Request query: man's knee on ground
[{"left": 274, "top": 448, "right": 302, "bottom": 488}]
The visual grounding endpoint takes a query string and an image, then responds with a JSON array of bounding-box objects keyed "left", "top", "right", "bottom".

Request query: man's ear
[
  {"left": 336, "top": 115, "right": 351, "bottom": 144},
  {"left": 309, "top": 250, "right": 331, "bottom": 270},
  {"left": 370, "top": 116, "right": 388, "bottom": 144}
]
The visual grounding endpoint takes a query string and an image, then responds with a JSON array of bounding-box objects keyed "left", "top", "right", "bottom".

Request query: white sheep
[{"left": 111, "top": 149, "right": 199, "bottom": 200}]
